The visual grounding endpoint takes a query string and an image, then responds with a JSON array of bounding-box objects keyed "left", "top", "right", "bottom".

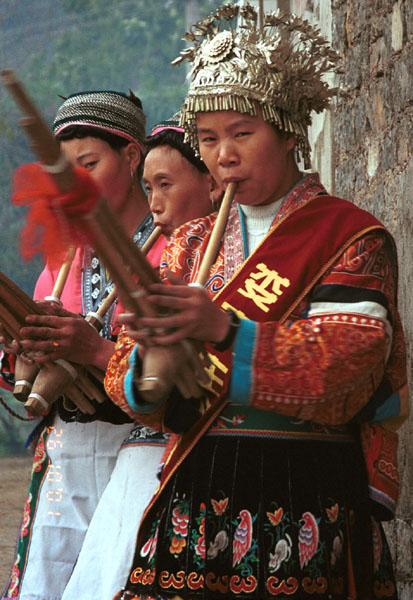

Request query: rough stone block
[
  {"left": 370, "top": 36, "right": 387, "bottom": 77},
  {"left": 398, "top": 584, "right": 413, "bottom": 600},
  {"left": 353, "top": 95, "right": 368, "bottom": 140},
  {"left": 380, "top": 127, "right": 395, "bottom": 172},
  {"left": 391, "top": 3, "right": 404, "bottom": 52},
  {"left": 345, "top": 45, "right": 363, "bottom": 89},
  {"left": 384, "top": 518, "right": 413, "bottom": 578},
  {"left": 367, "top": 138, "right": 380, "bottom": 179},
  {"left": 394, "top": 58, "right": 412, "bottom": 109}
]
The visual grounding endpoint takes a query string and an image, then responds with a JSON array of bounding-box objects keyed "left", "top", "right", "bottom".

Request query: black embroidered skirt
[{"left": 123, "top": 432, "right": 397, "bottom": 600}]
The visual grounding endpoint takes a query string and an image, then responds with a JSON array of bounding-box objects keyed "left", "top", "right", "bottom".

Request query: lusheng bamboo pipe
[
  {"left": 24, "top": 220, "right": 162, "bottom": 416},
  {"left": 194, "top": 181, "right": 237, "bottom": 286},
  {"left": 86, "top": 200, "right": 208, "bottom": 401},
  {"left": 2, "top": 70, "right": 208, "bottom": 407},
  {"left": 85, "top": 225, "right": 162, "bottom": 331},
  {"left": 1, "top": 70, "right": 73, "bottom": 194},
  {"left": 13, "top": 246, "right": 77, "bottom": 401},
  {"left": 0, "top": 270, "right": 43, "bottom": 401},
  {"left": 0, "top": 271, "right": 93, "bottom": 414},
  {"left": 44, "top": 246, "right": 76, "bottom": 305},
  {"left": 81, "top": 229, "right": 163, "bottom": 384},
  {"left": 137, "top": 183, "right": 237, "bottom": 401}
]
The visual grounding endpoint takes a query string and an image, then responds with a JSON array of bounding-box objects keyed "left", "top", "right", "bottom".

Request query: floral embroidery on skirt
[{"left": 124, "top": 434, "right": 397, "bottom": 599}]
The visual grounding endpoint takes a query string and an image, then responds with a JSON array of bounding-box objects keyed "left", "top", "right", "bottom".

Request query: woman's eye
[
  {"left": 84, "top": 160, "right": 97, "bottom": 169},
  {"left": 160, "top": 181, "right": 170, "bottom": 188},
  {"left": 235, "top": 131, "right": 251, "bottom": 138}
]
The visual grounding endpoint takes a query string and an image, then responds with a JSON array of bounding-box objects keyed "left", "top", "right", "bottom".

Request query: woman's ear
[
  {"left": 286, "top": 134, "right": 296, "bottom": 153},
  {"left": 125, "top": 142, "right": 143, "bottom": 173}
]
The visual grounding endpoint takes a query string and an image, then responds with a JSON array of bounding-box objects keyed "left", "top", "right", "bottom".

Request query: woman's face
[
  {"left": 60, "top": 136, "right": 134, "bottom": 211},
  {"left": 143, "top": 145, "right": 212, "bottom": 237},
  {"left": 196, "top": 108, "right": 297, "bottom": 207}
]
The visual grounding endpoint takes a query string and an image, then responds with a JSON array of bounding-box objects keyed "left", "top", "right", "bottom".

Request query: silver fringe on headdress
[
  {"left": 173, "top": 2, "right": 341, "bottom": 169},
  {"left": 53, "top": 91, "right": 146, "bottom": 151}
]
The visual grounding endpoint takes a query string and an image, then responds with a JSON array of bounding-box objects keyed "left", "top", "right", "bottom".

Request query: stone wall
[
  {"left": 291, "top": 0, "right": 413, "bottom": 595},
  {"left": 332, "top": 3, "right": 413, "bottom": 596},
  {"left": 252, "top": 0, "right": 411, "bottom": 592}
]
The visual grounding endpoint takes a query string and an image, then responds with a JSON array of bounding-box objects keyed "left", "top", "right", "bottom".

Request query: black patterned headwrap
[{"left": 53, "top": 91, "right": 146, "bottom": 153}]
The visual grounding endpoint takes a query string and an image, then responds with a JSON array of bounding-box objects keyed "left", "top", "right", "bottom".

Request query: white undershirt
[{"left": 240, "top": 196, "right": 284, "bottom": 254}]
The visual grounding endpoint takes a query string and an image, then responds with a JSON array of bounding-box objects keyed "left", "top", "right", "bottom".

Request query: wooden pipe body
[
  {"left": 2, "top": 71, "right": 218, "bottom": 410},
  {"left": 25, "top": 359, "right": 78, "bottom": 416},
  {"left": 13, "top": 359, "right": 40, "bottom": 401},
  {"left": 24, "top": 360, "right": 104, "bottom": 417}
]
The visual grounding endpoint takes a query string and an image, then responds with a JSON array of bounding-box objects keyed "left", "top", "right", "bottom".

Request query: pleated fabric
[{"left": 125, "top": 431, "right": 397, "bottom": 600}]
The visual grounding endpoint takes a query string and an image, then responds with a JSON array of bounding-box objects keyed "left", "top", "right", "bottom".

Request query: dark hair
[
  {"left": 56, "top": 125, "right": 130, "bottom": 151},
  {"left": 56, "top": 124, "right": 144, "bottom": 177},
  {"left": 145, "top": 129, "right": 208, "bottom": 174}
]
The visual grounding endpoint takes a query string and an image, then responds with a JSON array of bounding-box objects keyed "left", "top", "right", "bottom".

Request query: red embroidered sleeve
[
  {"left": 248, "top": 232, "right": 400, "bottom": 424},
  {"left": 104, "top": 330, "right": 166, "bottom": 428}
]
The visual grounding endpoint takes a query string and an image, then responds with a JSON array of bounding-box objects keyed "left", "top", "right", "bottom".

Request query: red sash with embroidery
[
  {"left": 138, "top": 194, "right": 391, "bottom": 532},
  {"left": 205, "top": 194, "right": 388, "bottom": 399}
]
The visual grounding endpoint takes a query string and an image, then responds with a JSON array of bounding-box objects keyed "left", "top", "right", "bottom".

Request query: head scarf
[
  {"left": 150, "top": 111, "right": 183, "bottom": 137},
  {"left": 53, "top": 90, "right": 146, "bottom": 154}
]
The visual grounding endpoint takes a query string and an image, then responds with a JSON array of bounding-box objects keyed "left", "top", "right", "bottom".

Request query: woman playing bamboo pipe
[
  {"left": 108, "top": 5, "right": 407, "bottom": 600},
  {"left": 58, "top": 116, "right": 220, "bottom": 600},
  {"left": 0, "top": 90, "right": 166, "bottom": 600}
]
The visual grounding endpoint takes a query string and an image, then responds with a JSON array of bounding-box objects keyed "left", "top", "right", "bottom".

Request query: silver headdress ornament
[{"left": 172, "top": 2, "right": 341, "bottom": 168}]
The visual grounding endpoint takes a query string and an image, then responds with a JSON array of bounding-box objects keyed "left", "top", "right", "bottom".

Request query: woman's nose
[
  {"left": 149, "top": 191, "right": 163, "bottom": 214},
  {"left": 217, "top": 140, "right": 239, "bottom": 167}
]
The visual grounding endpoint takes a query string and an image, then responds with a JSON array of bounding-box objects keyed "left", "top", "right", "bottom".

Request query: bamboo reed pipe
[
  {"left": 92, "top": 201, "right": 159, "bottom": 297},
  {"left": 195, "top": 182, "right": 237, "bottom": 286},
  {"left": 140, "top": 225, "right": 163, "bottom": 255},
  {"left": 15, "top": 246, "right": 77, "bottom": 400},
  {"left": 0, "top": 270, "right": 43, "bottom": 400},
  {"left": 137, "top": 184, "right": 238, "bottom": 401},
  {"left": 85, "top": 225, "right": 162, "bottom": 331},
  {"left": 2, "top": 71, "right": 205, "bottom": 408},
  {"left": 44, "top": 246, "right": 76, "bottom": 304}
]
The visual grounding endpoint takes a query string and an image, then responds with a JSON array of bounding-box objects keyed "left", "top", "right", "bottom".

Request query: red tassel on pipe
[{"left": 12, "top": 163, "right": 100, "bottom": 267}]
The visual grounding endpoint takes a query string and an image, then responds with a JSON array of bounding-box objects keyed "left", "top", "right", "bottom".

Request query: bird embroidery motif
[
  {"left": 298, "top": 511, "right": 319, "bottom": 569},
  {"left": 233, "top": 509, "right": 253, "bottom": 567}
]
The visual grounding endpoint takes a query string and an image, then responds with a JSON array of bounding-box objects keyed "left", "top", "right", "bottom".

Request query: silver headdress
[{"left": 173, "top": 2, "right": 341, "bottom": 168}]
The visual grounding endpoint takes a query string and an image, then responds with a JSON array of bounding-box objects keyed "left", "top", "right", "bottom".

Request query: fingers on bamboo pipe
[
  {"left": 179, "top": 340, "right": 210, "bottom": 387},
  {"left": 137, "top": 344, "right": 203, "bottom": 402},
  {"left": 176, "top": 360, "right": 204, "bottom": 399},
  {"left": 138, "top": 345, "right": 204, "bottom": 403},
  {"left": 138, "top": 346, "right": 175, "bottom": 403},
  {"left": 86, "top": 365, "right": 105, "bottom": 384}
]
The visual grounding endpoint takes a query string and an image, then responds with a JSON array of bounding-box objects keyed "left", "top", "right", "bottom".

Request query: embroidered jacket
[{"left": 105, "top": 174, "right": 408, "bottom": 517}]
